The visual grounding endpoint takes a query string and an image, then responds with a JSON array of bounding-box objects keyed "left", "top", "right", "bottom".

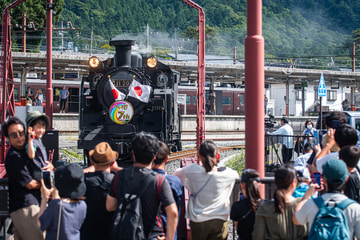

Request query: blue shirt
[
  {"left": 152, "top": 168, "right": 183, "bottom": 240},
  {"left": 40, "top": 199, "right": 87, "bottom": 240},
  {"left": 60, "top": 89, "right": 69, "bottom": 99}
]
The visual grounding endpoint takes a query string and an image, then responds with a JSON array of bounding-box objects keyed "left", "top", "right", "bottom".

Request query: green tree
[{"left": 0, "top": 0, "right": 64, "bottom": 52}]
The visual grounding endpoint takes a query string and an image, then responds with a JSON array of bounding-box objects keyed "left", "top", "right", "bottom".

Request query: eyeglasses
[{"left": 8, "top": 130, "right": 25, "bottom": 139}]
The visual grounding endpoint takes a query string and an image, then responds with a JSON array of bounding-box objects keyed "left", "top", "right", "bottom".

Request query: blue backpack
[{"left": 308, "top": 197, "right": 356, "bottom": 240}]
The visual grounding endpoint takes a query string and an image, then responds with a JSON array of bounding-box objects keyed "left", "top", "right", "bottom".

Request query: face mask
[{"left": 307, "top": 125, "right": 312, "bottom": 129}]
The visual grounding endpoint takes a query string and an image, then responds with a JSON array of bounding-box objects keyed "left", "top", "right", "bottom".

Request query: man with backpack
[
  {"left": 81, "top": 142, "right": 121, "bottom": 240},
  {"left": 293, "top": 158, "right": 360, "bottom": 240},
  {"left": 106, "top": 132, "right": 178, "bottom": 240}
]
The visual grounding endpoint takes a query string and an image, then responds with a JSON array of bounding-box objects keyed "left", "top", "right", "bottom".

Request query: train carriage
[{"left": 178, "top": 85, "right": 245, "bottom": 115}]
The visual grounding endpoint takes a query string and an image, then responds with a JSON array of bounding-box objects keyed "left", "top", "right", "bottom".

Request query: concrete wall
[{"left": 52, "top": 114, "right": 318, "bottom": 135}]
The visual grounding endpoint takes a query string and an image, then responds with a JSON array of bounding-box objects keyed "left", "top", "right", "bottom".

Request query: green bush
[{"left": 225, "top": 151, "right": 245, "bottom": 175}]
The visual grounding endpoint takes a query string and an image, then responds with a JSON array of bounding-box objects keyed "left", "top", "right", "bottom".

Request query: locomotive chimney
[{"left": 109, "top": 40, "right": 136, "bottom": 67}]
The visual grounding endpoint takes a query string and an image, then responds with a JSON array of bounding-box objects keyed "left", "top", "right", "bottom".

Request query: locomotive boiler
[{"left": 78, "top": 40, "right": 182, "bottom": 164}]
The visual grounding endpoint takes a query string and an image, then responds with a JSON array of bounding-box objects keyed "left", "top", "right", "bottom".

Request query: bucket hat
[
  {"left": 26, "top": 111, "right": 50, "bottom": 129},
  {"left": 89, "top": 142, "right": 118, "bottom": 165},
  {"left": 55, "top": 163, "right": 86, "bottom": 199}
]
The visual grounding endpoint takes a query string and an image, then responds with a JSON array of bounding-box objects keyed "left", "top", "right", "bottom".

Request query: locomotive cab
[{"left": 78, "top": 40, "right": 181, "bottom": 165}]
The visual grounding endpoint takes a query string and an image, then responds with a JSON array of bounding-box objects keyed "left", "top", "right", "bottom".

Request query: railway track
[{"left": 168, "top": 144, "right": 244, "bottom": 162}]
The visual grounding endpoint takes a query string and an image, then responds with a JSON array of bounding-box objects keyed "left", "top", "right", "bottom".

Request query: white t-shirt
[
  {"left": 174, "top": 163, "right": 239, "bottom": 222},
  {"left": 294, "top": 152, "right": 312, "bottom": 179},
  {"left": 316, "top": 152, "right": 338, "bottom": 173},
  {"left": 295, "top": 193, "right": 360, "bottom": 239},
  {"left": 268, "top": 124, "right": 294, "bottom": 148}
]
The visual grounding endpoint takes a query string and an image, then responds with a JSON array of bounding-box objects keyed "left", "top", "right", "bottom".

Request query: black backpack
[{"left": 110, "top": 169, "right": 156, "bottom": 240}]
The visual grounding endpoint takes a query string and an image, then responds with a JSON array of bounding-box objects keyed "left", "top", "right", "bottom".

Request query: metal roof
[{"left": 10, "top": 51, "right": 360, "bottom": 88}]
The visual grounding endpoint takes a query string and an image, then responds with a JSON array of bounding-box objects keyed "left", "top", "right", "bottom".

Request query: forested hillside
[{"left": 58, "top": 0, "right": 360, "bottom": 61}]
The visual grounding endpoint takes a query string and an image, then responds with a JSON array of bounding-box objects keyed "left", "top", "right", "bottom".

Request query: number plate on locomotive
[
  {"left": 113, "top": 79, "right": 131, "bottom": 88},
  {"left": 109, "top": 100, "right": 134, "bottom": 125}
]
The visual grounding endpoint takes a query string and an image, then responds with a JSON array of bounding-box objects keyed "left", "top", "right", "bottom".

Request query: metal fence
[
  {"left": 229, "top": 177, "right": 276, "bottom": 240},
  {"left": 265, "top": 134, "right": 308, "bottom": 166}
]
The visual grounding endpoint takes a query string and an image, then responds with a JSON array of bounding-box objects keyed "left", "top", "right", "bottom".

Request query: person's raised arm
[
  {"left": 27, "top": 127, "right": 35, "bottom": 159},
  {"left": 313, "top": 129, "right": 336, "bottom": 164},
  {"left": 164, "top": 203, "right": 178, "bottom": 240},
  {"left": 293, "top": 184, "right": 318, "bottom": 225},
  {"left": 37, "top": 179, "right": 54, "bottom": 226}
]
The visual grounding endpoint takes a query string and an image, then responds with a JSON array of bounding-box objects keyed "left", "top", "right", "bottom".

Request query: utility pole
[
  {"left": 146, "top": 24, "right": 150, "bottom": 50},
  {"left": 245, "top": 0, "right": 265, "bottom": 196},
  {"left": 351, "top": 41, "right": 356, "bottom": 111},
  {"left": 46, "top": 0, "right": 54, "bottom": 128},
  {"left": 90, "top": 26, "right": 93, "bottom": 55},
  {"left": 22, "top": 14, "right": 26, "bottom": 52},
  {"left": 233, "top": 46, "right": 236, "bottom": 64},
  {"left": 175, "top": 27, "right": 179, "bottom": 60},
  {"left": 60, "top": 21, "right": 64, "bottom": 52}
]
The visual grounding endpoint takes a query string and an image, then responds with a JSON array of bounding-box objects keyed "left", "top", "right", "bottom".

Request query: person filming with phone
[
  {"left": 312, "top": 124, "right": 358, "bottom": 174},
  {"left": 293, "top": 159, "right": 360, "bottom": 240}
]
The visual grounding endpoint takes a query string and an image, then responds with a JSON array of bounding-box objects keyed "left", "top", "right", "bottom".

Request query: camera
[
  {"left": 42, "top": 171, "right": 53, "bottom": 189},
  {"left": 265, "top": 114, "right": 276, "bottom": 129}
]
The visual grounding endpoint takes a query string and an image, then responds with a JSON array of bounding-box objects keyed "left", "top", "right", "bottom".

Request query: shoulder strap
[
  {"left": 337, "top": 198, "right": 356, "bottom": 210},
  {"left": 313, "top": 197, "right": 325, "bottom": 209},
  {"left": 56, "top": 200, "right": 62, "bottom": 240},
  {"left": 157, "top": 174, "right": 164, "bottom": 200},
  {"left": 190, "top": 174, "right": 213, "bottom": 198}
]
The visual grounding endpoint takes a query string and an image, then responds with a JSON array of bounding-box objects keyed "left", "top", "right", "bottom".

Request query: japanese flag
[
  {"left": 128, "top": 80, "right": 152, "bottom": 103},
  {"left": 109, "top": 77, "right": 125, "bottom": 101}
]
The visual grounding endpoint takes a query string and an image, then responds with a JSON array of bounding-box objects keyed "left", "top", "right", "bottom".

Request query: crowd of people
[
  {"left": 3, "top": 110, "right": 360, "bottom": 240},
  {"left": 255, "top": 111, "right": 360, "bottom": 240}
]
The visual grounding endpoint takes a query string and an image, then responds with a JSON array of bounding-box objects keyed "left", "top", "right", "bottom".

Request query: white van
[
  {"left": 344, "top": 111, "right": 360, "bottom": 131},
  {"left": 316, "top": 111, "right": 360, "bottom": 147},
  {"left": 316, "top": 111, "right": 360, "bottom": 131}
]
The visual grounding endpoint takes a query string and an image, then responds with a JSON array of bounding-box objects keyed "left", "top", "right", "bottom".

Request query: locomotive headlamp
[
  {"left": 89, "top": 56, "right": 101, "bottom": 68},
  {"left": 146, "top": 57, "right": 157, "bottom": 68}
]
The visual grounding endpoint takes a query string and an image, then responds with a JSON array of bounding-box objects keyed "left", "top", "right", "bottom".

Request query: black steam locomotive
[{"left": 78, "top": 40, "right": 182, "bottom": 164}]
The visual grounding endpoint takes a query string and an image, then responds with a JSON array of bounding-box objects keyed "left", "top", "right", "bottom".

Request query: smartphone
[
  {"left": 312, "top": 171, "right": 321, "bottom": 189},
  {"left": 332, "top": 120, "right": 341, "bottom": 129},
  {"left": 43, "top": 171, "right": 52, "bottom": 189},
  {"left": 313, "top": 130, "right": 319, "bottom": 145}
]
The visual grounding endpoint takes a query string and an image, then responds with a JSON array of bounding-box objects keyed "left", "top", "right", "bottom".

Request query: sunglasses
[{"left": 8, "top": 130, "right": 25, "bottom": 139}]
